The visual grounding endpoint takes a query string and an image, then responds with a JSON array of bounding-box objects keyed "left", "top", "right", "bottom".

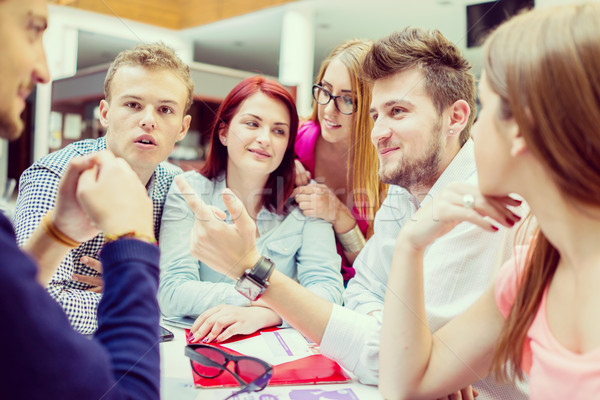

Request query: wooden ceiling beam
[{"left": 48, "top": 0, "right": 299, "bottom": 30}]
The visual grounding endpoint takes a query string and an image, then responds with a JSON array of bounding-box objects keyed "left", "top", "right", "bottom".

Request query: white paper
[{"left": 221, "top": 328, "right": 315, "bottom": 366}]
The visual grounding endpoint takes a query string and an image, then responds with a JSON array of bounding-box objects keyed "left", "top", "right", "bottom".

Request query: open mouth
[{"left": 135, "top": 135, "right": 157, "bottom": 146}]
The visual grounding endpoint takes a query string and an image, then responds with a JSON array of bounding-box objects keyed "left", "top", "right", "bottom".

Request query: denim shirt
[{"left": 158, "top": 171, "right": 343, "bottom": 319}]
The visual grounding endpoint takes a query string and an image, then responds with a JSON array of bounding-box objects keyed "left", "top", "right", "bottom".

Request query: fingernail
[
  {"left": 491, "top": 225, "right": 499, "bottom": 231},
  {"left": 513, "top": 214, "right": 521, "bottom": 220},
  {"left": 201, "top": 336, "right": 210, "bottom": 343},
  {"left": 506, "top": 218, "right": 515, "bottom": 226},
  {"left": 72, "top": 276, "right": 79, "bottom": 281},
  {"left": 187, "top": 332, "right": 194, "bottom": 342},
  {"left": 81, "top": 256, "right": 88, "bottom": 263}
]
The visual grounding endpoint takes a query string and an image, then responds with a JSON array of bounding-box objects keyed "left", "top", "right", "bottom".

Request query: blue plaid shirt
[{"left": 13, "top": 136, "right": 182, "bottom": 334}]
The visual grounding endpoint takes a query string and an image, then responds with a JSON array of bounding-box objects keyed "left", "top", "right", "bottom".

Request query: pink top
[
  {"left": 294, "top": 120, "right": 368, "bottom": 281},
  {"left": 495, "top": 246, "right": 600, "bottom": 399}
]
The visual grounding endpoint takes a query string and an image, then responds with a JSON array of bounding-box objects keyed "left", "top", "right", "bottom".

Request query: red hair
[{"left": 201, "top": 76, "right": 299, "bottom": 215}]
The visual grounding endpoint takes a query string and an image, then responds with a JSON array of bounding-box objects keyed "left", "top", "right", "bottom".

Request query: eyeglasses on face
[
  {"left": 312, "top": 84, "right": 356, "bottom": 115},
  {"left": 185, "top": 344, "right": 273, "bottom": 399}
]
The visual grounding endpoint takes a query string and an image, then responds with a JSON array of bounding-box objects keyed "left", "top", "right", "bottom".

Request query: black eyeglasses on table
[
  {"left": 185, "top": 343, "right": 273, "bottom": 399},
  {"left": 312, "top": 84, "right": 356, "bottom": 115}
]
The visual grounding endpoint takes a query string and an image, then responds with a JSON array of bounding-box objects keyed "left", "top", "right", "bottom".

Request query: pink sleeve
[{"left": 294, "top": 121, "right": 319, "bottom": 175}]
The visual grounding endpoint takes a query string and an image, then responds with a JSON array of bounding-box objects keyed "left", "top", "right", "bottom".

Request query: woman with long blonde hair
[{"left": 293, "top": 39, "right": 386, "bottom": 283}]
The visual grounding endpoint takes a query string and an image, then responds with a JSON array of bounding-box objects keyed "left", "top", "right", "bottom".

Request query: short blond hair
[{"left": 104, "top": 42, "right": 194, "bottom": 113}]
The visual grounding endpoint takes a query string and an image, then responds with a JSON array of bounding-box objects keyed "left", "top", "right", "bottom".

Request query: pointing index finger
[{"left": 174, "top": 175, "right": 211, "bottom": 221}]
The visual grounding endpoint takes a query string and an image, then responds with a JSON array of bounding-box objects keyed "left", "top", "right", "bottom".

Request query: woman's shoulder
[
  {"left": 177, "top": 170, "right": 223, "bottom": 192},
  {"left": 282, "top": 205, "right": 333, "bottom": 229},
  {"left": 295, "top": 121, "right": 320, "bottom": 170},
  {"left": 296, "top": 121, "right": 320, "bottom": 144},
  {"left": 495, "top": 244, "right": 530, "bottom": 318}
]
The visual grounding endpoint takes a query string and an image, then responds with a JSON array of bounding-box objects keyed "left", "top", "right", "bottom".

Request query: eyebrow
[
  {"left": 120, "top": 95, "right": 180, "bottom": 106},
  {"left": 369, "top": 99, "right": 415, "bottom": 114},
  {"left": 243, "top": 113, "right": 289, "bottom": 126},
  {"left": 321, "top": 80, "right": 352, "bottom": 94}
]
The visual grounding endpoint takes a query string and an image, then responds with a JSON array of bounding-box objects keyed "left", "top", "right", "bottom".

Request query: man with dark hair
[
  {"left": 13, "top": 42, "right": 193, "bottom": 334},
  {"left": 339, "top": 27, "right": 528, "bottom": 398},
  {"left": 179, "top": 27, "right": 528, "bottom": 399},
  {"left": 1, "top": 0, "right": 161, "bottom": 397}
]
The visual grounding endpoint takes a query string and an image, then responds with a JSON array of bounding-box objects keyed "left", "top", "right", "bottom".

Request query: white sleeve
[{"left": 320, "top": 304, "right": 382, "bottom": 385}]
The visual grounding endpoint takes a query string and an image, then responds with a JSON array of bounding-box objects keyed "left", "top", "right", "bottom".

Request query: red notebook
[{"left": 185, "top": 327, "right": 352, "bottom": 388}]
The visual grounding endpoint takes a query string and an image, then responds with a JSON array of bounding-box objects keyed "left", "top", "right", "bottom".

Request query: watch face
[{"left": 236, "top": 277, "right": 264, "bottom": 300}]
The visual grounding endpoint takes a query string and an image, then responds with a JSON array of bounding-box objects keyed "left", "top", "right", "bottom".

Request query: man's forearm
[
  {"left": 23, "top": 224, "right": 74, "bottom": 286},
  {"left": 260, "top": 271, "right": 333, "bottom": 344}
]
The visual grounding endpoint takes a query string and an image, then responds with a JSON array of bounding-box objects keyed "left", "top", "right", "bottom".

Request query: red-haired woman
[{"left": 158, "top": 76, "right": 343, "bottom": 342}]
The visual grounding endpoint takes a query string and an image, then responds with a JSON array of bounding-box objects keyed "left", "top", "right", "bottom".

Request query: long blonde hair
[
  {"left": 486, "top": 3, "right": 600, "bottom": 382},
  {"left": 309, "top": 39, "right": 387, "bottom": 226}
]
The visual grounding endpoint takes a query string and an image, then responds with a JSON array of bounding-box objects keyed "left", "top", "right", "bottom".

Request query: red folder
[{"left": 185, "top": 328, "right": 352, "bottom": 388}]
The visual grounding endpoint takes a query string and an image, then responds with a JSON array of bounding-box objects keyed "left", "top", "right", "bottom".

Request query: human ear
[
  {"left": 218, "top": 123, "right": 228, "bottom": 146},
  {"left": 509, "top": 119, "right": 527, "bottom": 157},
  {"left": 509, "top": 107, "right": 533, "bottom": 157},
  {"left": 447, "top": 99, "right": 470, "bottom": 137},
  {"left": 177, "top": 115, "right": 192, "bottom": 142},
  {"left": 98, "top": 100, "right": 110, "bottom": 128}
]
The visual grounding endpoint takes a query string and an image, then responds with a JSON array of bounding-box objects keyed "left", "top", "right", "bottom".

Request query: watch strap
[{"left": 249, "top": 256, "right": 275, "bottom": 284}]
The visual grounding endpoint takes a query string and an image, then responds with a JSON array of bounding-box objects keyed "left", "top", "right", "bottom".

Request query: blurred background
[{"left": 0, "top": 0, "right": 577, "bottom": 208}]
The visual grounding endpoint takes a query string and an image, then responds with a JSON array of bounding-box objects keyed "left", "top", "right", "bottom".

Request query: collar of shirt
[
  {"left": 211, "top": 173, "right": 284, "bottom": 236},
  {"left": 145, "top": 172, "right": 156, "bottom": 196}
]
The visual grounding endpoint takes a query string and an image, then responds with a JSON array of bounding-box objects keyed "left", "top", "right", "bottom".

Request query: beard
[
  {"left": 377, "top": 120, "right": 444, "bottom": 191},
  {"left": 0, "top": 108, "right": 24, "bottom": 141}
]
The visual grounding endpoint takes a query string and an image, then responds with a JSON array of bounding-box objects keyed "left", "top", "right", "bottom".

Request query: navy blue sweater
[{"left": 0, "top": 213, "right": 160, "bottom": 399}]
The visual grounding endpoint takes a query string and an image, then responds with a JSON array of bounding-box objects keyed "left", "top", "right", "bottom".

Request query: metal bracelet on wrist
[{"left": 335, "top": 223, "right": 366, "bottom": 253}]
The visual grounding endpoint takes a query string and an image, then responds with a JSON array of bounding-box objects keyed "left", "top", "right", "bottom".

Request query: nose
[
  {"left": 33, "top": 44, "right": 50, "bottom": 84},
  {"left": 371, "top": 118, "right": 393, "bottom": 145},
  {"left": 139, "top": 106, "right": 157, "bottom": 130},
  {"left": 323, "top": 96, "right": 338, "bottom": 114},
  {"left": 255, "top": 127, "right": 271, "bottom": 145}
]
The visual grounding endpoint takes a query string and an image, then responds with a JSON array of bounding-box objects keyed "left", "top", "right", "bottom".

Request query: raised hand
[
  {"left": 293, "top": 182, "right": 341, "bottom": 223},
  {"left": 400, "top": 182, "right": 522, "bottom": 251},
  {"left": 52, "top": 154, "right": 101, "bottom": 243},
  {"left": 294, "top": 159, "right": 311, "bottom": 187},
  {"left": 76, "top": 150, "right": 153, "bottom": 238},
  {"left": 174, "top": 175, "right": 260, "bottom": 279}
]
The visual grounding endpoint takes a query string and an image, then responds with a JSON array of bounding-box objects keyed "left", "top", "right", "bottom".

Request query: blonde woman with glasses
[{"left": 293, "top": 39, "right": 387, "bottom": 284}]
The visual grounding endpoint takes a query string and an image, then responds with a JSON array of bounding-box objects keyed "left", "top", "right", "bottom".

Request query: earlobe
[
  {"left": 447, "top": 99, "right": 470, "bottom": 136},
  {"left": 218, "top": 123, "right": 228, "bottom": 146},
  {"left": 509, "top": 120, "right": 527, "bottom": 157}
]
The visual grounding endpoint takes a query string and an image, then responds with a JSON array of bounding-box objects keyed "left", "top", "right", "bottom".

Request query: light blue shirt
[{"left": 158, "top": 171, "right": 343, "bottom": 319}]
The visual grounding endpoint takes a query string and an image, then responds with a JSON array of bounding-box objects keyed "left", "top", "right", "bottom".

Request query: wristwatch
[{"left": 235, "top": 256, "right": 275, "bottom": 301}]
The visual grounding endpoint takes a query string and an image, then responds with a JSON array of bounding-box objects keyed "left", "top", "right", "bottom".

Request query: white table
[{"left": 160, "top": 326, "right": 382, "bottom": 400}]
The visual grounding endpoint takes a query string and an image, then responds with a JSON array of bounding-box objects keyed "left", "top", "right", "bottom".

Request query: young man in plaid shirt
[{"left": 13, "top": 42, "right": 193, "bottom": 334}]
